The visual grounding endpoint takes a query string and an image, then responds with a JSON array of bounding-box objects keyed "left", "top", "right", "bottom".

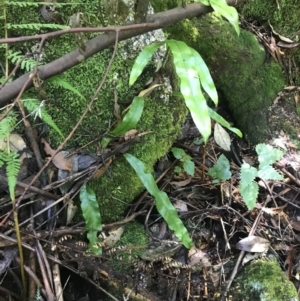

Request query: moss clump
[
  {"left": 3, "top": 1, "right": 187, "bottom": 223},
  {"left": 241, "top": 0, "right": 300, "bottom": 38},
  {"left": 109, "top": 222, "right": 148, "bottom": 272},
  {"left": 233, "top": 258, "right": 298, "bottom": 301}
]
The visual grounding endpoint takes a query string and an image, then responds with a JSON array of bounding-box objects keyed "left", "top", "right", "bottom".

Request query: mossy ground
[
  {"left": 240, "top": 0, "right": 300, "bottom": 85},
  {"left": 2, "top": 0, "right": 187, "bottom": 223},
  {"left": 233, "top": 258, "right": 298, "bottom": 301}
]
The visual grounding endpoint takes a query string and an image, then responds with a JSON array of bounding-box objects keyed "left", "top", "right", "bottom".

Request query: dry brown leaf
[
  {"left": 124, "top": 129, "right": 138, "bottom": 140},
  {"left": 235, "top": 235, "right": 270, "bottom": 253},
  {"left": 170, "top": 177, "right": 191, "bottom": 187},
  {"left": 92, "top": 158, "right": 112, "bottom": 179},
  {"left": 188, "top": 247, "right": 209, "bottom": 266},
  {"left": 41, "top": 138, "right": 72, "bottom": 171},
  {"left": 138, "top": 84, "right": 162, "bottom": 97}
]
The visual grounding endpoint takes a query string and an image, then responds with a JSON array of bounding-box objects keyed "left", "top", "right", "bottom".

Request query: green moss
[
  {"left": 233, "top": 258, "right": 298, "bottom": 301},
  {"left": 149, "top": 4, "right": 286, "bottom": 143},
  {"left": 109, "top": 222, "right": 148, "bottom": 271},
  {"left": 241, "top": 0, "right": 300, "bottom": 85},
  {"left": 241, "top": 0, "right": 300, "bottom": 38},
  {"left": 2, "top": 0, "right": 187, "bottom": 223}
]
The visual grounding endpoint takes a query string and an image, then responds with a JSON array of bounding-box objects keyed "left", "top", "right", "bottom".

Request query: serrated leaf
[
  {"left": 256, "top": 143, "right": 284, "bottom": 169},
  {"left": 208, "top": 107, "right": 242, "bottom": 137},
  {"left": 189, "top": 48, "right": 218, "bottom": 106},
  {"left": 124, "top": 153, "right": 193, "bottom": 248},
  {"left": 183, "top": 160, "right": 195, "bottom": 176},
  {"left": 214, "top": 123, "right": 231, "bottom": 151},
  {"left": 129, "top": 42, "right": 163, "bottom": 86},
  {"left": 239, "top": 181, "right": 258, "bottom": 210},
  {"left": 171, "top": 147, "right": 185, "bottom": 160},
  {"left": 240, "top": 163, "right": 257, "bottom": 187},
  {"left": 207, "top": 154, "right": 231, "bottom": 180},
  {"left": 210, "top": 0, "right": 240, "bottom": 36},
  {"left": 110, "top": 97, "right": 144, "bottom": 136},
  {"left": 257, "top": 165, "right": 283, "bottom": 180},
  {"left": 80, "top": 184, "right": 102, "bottom": 255},
  {"left": 167, "top": 39, "right": 211, "bottom": 143}
]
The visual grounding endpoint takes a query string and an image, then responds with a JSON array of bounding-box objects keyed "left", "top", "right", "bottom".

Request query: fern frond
[
  {"left": 0, "top": 111, "right": 18, "bottom": 139},
  {"left": 35, "top": 286, "right": 41, "bottom": 301},
  {"left": 48, "top": 75, "right": 86, "bottom": 102},
  {"left": 4, "top": 150, "right": 20, "bottom": 198},
  {"left": 22, "top": 99, "right": 64, "bottom": 139},
  {"left": 7, "top": 50, "right": 41, "bottom": 72},
  {"left": 7, "top": 23, "right": 70, "bottom": 30}
]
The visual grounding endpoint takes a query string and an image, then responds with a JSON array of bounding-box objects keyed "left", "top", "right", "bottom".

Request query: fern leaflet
[
  {"left": 48, "top": 75, "right": 86, "bottom": 102},
  {"left": 22, "top": 99, "right": 64, "bottom": 139},
  {"left": 4, "top": 150, "right": 20, "bottom": 198},
  {"left": 7, "top": 23, "right": 70, "bottom": 30},
  {"left": 0, "top": 111, "right": 18, "bottom": 139}
]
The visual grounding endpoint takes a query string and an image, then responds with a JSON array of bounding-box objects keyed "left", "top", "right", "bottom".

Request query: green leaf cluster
[
  {"left": 239, "top": 144, "right": 284, "bottom": 210},
  {"left": 129, "top": 38, "right": 242, "bottom": 144},
  {"left": 171, "top": 147, "right": 195, "bottom": 176},
  {"left": 207, "top": 154, "right": 231, "bottom": 181},
  {"left": 125, "top": 153, "right": 193, "bottom": 249},
  {"left": 194, "top": 0, "right": 240, "bottom": 35}
]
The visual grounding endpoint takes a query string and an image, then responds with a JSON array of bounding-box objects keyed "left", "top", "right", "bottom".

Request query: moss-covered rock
[
  {"left": 151, "top": 1, "right": 286, "bottom": 143},
  {"left": 233, "top": 258, "right": 298, "bottom": 301},
  {"left": 155, "top": 9, "right": 285, "bottom": 142},
  {"left": 241, "top": 0, "right": 300, "bottom": 38},
  {"left": 2, "top": 0, "right": 187, "bottom": 222}
]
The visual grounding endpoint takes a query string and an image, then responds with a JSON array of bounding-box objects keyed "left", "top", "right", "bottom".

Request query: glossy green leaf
[
  {"left": 239, "top": 181, "right": 258, "bottom": 210},
  {"left": 167, "top": 39, "right": 211, "bottom": 143},
  {"left": 208, "top": 107, "right": 243, "bottom": 137},
  {"left": 129, "top": 42, "right": 163, "bottom": 86},
  {"left": 80, "top": 184, "right": 102, "bottom": 255},
  {"left": 190, "top": 48, "right": 218, "bottom": 106},
  {"left": 256, "top": 143, "right": 284, "bottom": 169},
  {"left": 210, "top": 0, "right": 240, "bottom": 36},
  {"left": 110, "top": 97, "right": 144, "bottom": 136},
  {"left": 124, "top": 153, "right": 193, "bottom": 248}
]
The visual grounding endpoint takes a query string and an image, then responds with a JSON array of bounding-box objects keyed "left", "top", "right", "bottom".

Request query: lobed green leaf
[
  {"left": 210, "top": 0, "right": 240, "bottom": 36},
  {"left": 239, "top": 182, "right": 258, "bottom": 210},
  {"left": 207, "top": 154, "right": 231, "bottom": 181},
  {"left": 240, "top": 163, "right": 257, "bottom": 186},
  {"left": 208, "top": 108, "right": 242, "bottom": 137},
  {"left": 124, "top": 153, "right": 193, "bottom": 248},
  {"left": 189, "top": 48, "right": 218, "bottom": 106},
  {"left": 110, "top": 97, "right": 144, "bottom": 136},
  {"left": 167, "top": 39, "right": 211, "bottom": 143},
  {"left": 129, "top": 42, "right": 164, "bottom": 86},
  {"left": 256, "top": 143, "right": 284, "bottom": 169}
]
